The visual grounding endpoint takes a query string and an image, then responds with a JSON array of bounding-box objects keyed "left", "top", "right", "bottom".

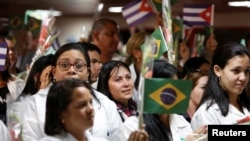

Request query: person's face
[
  {"left": 97, "top": 24, "right": 119, "bottom": 55},
  {"left": 53, "top": 50, "right": 89, "bottom": 81},
  {"left": 61, "top": 86, "right": 94, "bottom": 133},
  {"left": 108, "top": 66, "right": 134, "bottom": 105},
  {"left": 199, "top": 63, "right": 210, "bottom": 74},
  {"left": 8, "top": 47, "right": 17, "bottom": 62},
  {"left": 215, "top": 55, "right": 250, "bottom": 98},
  {"left": 190, "top": 75, "right": 208, "bottom": 105},
  {"left": 6, "top": 39, "right": 14, "bottom": 49},
  {"left": 88, "top": 50, "right": 101, "bottom": 83}
]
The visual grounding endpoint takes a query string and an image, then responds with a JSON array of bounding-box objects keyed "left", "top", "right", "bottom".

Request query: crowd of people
[{"left": 1, "top": 16, "right": 250, "bottom": 141}]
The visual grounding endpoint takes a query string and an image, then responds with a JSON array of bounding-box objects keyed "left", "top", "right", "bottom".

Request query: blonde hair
[{"left": 125, "top": 32, "right": 148, "bottom": 65}]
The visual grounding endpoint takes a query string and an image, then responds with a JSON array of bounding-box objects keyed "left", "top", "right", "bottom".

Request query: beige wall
[{"left": 55, "top": 10, "right": 250, "bottom": 45}]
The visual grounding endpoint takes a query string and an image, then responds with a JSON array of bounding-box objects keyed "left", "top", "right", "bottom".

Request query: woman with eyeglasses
[
  {"left": 191, "top": 42, "right": 250, "bottom": 130},
  {"left": 181, "top": 56, "right": 210, "bottom": 79},
  {"left": 21, "top": 42, "right": 123, "bottom": 141}
]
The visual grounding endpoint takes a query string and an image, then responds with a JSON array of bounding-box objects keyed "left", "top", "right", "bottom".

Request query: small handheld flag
[
  {"left": 144, "top": 78, "right": 192, "bottom": 114},
  {"left": 183, "top": 4, "right": 215, "bottom": 27},
  {"left": 122, "top": 0, "right": 153, "bottom": 27}
]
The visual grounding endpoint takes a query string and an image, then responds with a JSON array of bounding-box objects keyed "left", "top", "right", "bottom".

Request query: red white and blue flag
[
  {"left": 0, "top": 42, "right": 7, "bottom": 71},
  {"left": 122, "top": 0, "right": 153, "bottom": 27},
  {"left": 183, "top": 4, "right": 214, "bottom": 27}
]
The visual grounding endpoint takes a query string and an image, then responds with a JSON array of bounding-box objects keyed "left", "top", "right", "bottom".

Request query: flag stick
[{"left": 137, "top": 76, "right": 145, "bottom": 129}]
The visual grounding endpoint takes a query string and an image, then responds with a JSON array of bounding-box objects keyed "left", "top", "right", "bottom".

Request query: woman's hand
[
  {"left": 185, "top": 125, "right": 208, "bottom": 141},
  {"left": 128, "top": 124, "right": 148, "bottom": 141},
  {"left": 236, "top": 115, "right": 250, "bottom": 124}
]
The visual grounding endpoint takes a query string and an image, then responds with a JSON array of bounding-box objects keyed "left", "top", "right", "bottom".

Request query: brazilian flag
[
  {"left": 172, "top": 18, "right": 183, "bottom": 40},
  {"left": 27, "top": 16, "right": 41, "bottom": 35},
  {"left": 8, "top": 15, "right": 23, "bottom": 30},
  {"left": 143, "top": 78, "right": 192, "bottom": 114},
  {"left": 141, "top": 26, "right": 167, "bottom": 60}
]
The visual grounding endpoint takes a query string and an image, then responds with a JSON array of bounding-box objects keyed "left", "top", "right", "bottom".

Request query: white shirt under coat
[{"left": 191, "top": 100, "right": 250, "bottom": 130}]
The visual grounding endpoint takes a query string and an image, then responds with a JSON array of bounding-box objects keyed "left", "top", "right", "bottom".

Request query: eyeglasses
[
  {"left": 185, "top": 68, "right": 208, "bottom": 80},
  {"left": 57, "top": 61, "right": 87, "bottom": 72}
]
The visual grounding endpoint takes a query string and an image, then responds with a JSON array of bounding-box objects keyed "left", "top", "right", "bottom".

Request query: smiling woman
[
  {"left": 191, "top": 42, "right": 250, "bottom": 130},
  {"left": 97, "top": 60, "right": 138, "bottom": 122}
]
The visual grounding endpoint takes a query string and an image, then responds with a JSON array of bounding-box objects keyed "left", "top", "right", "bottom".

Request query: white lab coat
[
  {"left": 21, "top": 85, "right": 122, "bottom": 141},
  {"left": 0, "top": 120, "right": 11, "bottom": 141},
  {"left": 38, "top": 130, "right": 108, "bottom": 141},
  {"left": 191, "top": 100, "right": 250, "bottom": 130},
  {"left": 6, "top": 75, "right": 25, "bottom": 102},
  {"left": 121, "top": 114, "right": 193, "bottom": 141}
]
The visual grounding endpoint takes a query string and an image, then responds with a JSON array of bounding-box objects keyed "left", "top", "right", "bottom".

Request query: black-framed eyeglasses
[{"left": 57, "top": 61, "right": 87, "bottom": 72}]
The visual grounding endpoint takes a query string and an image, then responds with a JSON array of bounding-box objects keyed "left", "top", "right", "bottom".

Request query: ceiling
[{"left": 0, "top": 0, "right": 250, "bottom": 17}]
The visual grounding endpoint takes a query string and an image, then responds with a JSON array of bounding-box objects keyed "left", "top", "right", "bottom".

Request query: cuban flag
[
  {"left": 122, "top": 0, "right": 153, "bottom": 27},
  {"left": 0, "top": 42, "right": 7, "bottom": 71},
  {"left": 183, "top": 4, "right": 214, "bottom": 27}
]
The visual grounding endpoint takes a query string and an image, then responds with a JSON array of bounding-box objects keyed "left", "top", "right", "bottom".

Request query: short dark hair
[
  {"left": 181, "top": 57, "right": 210, "bottom": 79},
  {"left": 79, "top": 42, "right": 101, "bottom": 54},
  {"left": 152, "top": 60, "right": 178, "bottom": 79},
  {"left": 88, "top": 18, "right": 118, "bottom": 42}
]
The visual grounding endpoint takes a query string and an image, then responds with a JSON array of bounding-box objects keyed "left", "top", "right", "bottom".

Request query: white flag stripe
[
  {"left": 0, "top": 17, "right": 9, "bottom": 22},
  {"left": 127, "top": 12, "right": 149, "bottom": 24},
  {"left": 0, "top": 59, "right": 5, "bottom": 65},
  {"left": 183, "top": 8, "right": 205, "bottom": 13},
  {"left": 183, "top": 16, "right": 204, "bottom": 22},
  {"left": 123, "top": 2, "right": 141, "bottom": 16},
  {"left": 0, "top": 48, "right": 7, "bottom": 54}
]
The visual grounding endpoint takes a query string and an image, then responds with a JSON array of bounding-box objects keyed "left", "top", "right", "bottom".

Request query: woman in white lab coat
[
  {"left": 191, "top": 42, "right": 250, "bottom": 130},
  {"left": 39, "top": 78, "right": 108, "bottom": 141},
  {"left": 21, "top": 42, "right": 123, "bottom": 141}
]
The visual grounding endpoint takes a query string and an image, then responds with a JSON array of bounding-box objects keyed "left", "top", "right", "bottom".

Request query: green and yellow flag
[
  {"left": 144, "top": 78, "right": 192, "bottom": 114},
  {"left": 172, "top": 18, "right": 183, "bottom": 40},
  {"left": 27, "top": 16, "right": 42, "bottom": 35},
  {"left": 8, "top": 15, "right": 23, "bottom": 30},
  {"left": 147, "top": 26, "right": 167, "bottom": 60}
]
